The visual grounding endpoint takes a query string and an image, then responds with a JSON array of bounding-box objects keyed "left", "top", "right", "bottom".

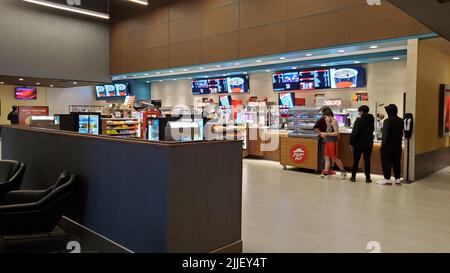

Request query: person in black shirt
[
  {"left": 7, "top": 106, "right": 19, "bottom": 125},
  {"left": 377, "top": 104, "right": 404, "bottom": 186},
  {"left": 349, "top": 105, "right": 375, "bottom": 183}
]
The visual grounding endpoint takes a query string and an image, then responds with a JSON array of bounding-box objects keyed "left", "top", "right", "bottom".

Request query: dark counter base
[
  {"left": 415, "top": 147, "right": 450, "bottom": 180},
  {"left": 1, "top": 126, "right": 243, "bottom": 253},
  {"left": 0, "top": 217, "right": 130, "bottom": 253}
]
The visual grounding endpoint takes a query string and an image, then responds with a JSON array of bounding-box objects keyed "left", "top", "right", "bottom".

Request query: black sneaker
[
  {"left": 349, "top": 177, "right": 356, "bottom": 183},
  {"left": 366, "top": 178, "right": 373, "bottom": 183}
]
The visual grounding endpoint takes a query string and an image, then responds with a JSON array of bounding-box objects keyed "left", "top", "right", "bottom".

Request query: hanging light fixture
[
  {"left": 22, "top": 0, "right": 110, "bottom": 19},
  {"left": 128, "top": 0, "right": 148, "bottom": 5}
]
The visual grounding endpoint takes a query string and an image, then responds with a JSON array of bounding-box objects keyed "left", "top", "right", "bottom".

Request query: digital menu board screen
[
  {"left": 278, "top": 93, "right": 295, "bottom": 109},
  {"left": 445, "top": 88, "right": 450, "bottom": 136},
  {"left": 96, "top": 83, "right": 129, "bottom": 100},
  {"left": 272, "top": 72, "right": 300, "bottom": 91},
  {"left": 192, "top": 75, "right": 250, "bottom": 95},
  {"left": 273, "top": 65, "right": 366, "bottom": 91},
  {"left": 299, "top": 69, "right": 331, "bottom": 90},
  {"left": 15, "top": 87, "right": 37, "bottom": 100},
  {"left": 219, "top": 95, "right": 232, "bottom": 108},
  {"left": 440, "top": 84, "right": 450, "bottom": 137},
  {"left": 330, "top": 66, "right": 366, "bottom": 89}
]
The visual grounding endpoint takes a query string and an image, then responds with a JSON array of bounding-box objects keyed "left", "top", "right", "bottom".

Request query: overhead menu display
[
  {"left": 96, "top": 83, "right": 129, "bottom": 100},
  {"left": 273, "top": 65, "right": 366, "bottom": 91},
  {"left": 272, "top": 72, "right": 300, "bottom": 91},
  {"left": 299, "top": 69, "right": 331, "bottom": 90},
  {"left": 278, "top": 93, "right": 295, "bottom": 109},
  {"left": 330, "top": 66, "right": 366, "bottom": 89},
  {"left": 192, "top": 75, "right": 250, "bottom": 95}
]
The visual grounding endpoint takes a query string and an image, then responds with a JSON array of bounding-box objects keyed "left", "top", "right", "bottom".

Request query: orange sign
[
  {"left": 18, "top": 106, "right": 49, "bottom": 125},
  {"left": 290, "top": 144, "right": 308, "bottom": 164}
]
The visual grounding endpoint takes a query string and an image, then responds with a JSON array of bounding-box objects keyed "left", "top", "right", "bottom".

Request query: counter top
[{"left": 1, "top": 125, "right": 240, "bottom": 147}]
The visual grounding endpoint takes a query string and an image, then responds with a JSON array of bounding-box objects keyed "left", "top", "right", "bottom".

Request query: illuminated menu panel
[
  {"left": 192, "top": 75, "right": 250, "bottom": 95},
  {"left": 278, "top": 93, "right": 295, "bottom": 109},
  {"left": 272, "top": 72, "right": 300, "bottom": 91},
  {"left": 299, "top": 69, "right": 330, "bottom": 90},
  {"left": 96, "top": 83, "right": 129, "bottom": 99},
  {"left": 273, "top": 65, "right": 366, "bottom": 91}
]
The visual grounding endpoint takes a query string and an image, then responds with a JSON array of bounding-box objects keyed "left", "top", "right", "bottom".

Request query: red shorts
[{"left": 324, "top": 142, "right": 338, "bottom": 159}]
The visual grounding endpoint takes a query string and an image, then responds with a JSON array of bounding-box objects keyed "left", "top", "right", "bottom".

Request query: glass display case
[
  {"left": 166, "top": 120, "right": 200, "bottom": 142},
  {"left": 69, "top": 105, "right": 104, "bottom": 113},
  {"left": 211, "top": 123, "right": 247, "bottom": 150},
  {"left": 347, "top": 109, "right": 360, "bottom": 128},
  {"left": 287, "top": 107, "right": 322, "bottom": 138},
  {"left": 246, "top": 102, "right": 269, "bottom": 127},
  {"left": 269, "top": 105, "right": 282, "bottom": 129}
]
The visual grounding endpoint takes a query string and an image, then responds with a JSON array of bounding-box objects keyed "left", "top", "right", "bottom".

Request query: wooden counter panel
[
  {"left": 280, "top": 136, "right": 320, "bottom": 171},
  {"left": 247, "top": 130, "right": 283, "bottom": 161},
  {"left": 262, "top": 131, "right": 283, "bottom": 161},
  {"left": 338, "top": 134, "right": 362, "bottom": 169},
  {"left": 339, "top": 133, "right": 404, "bottom": 176},
  {"left": 247, "top": 137, "right": 264, "bottom": 157}
]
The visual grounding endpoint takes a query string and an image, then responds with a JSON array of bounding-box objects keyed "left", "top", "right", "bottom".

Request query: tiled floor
[{"left": 242, "top": 159, "right": 450, "bottom": 253}]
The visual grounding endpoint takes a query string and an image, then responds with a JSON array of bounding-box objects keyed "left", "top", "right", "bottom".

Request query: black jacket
[
  {"left": 350, "top": 113, "right": 375, "bottom": 149},
  {"left": 382, "top": 104, "right": 404, "bottom": 149},
  {"left": 7, "top": 111, "right": 19, "bottom": 125}
]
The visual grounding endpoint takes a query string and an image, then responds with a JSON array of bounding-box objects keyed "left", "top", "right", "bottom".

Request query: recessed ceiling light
[
  {"left": 0, "top": 82, "right": 4, "bottom": 85},
  {"left": 393, "top": 57, "right": 400, "bottom": 60},
  {"left": 50, "top": 85, "right": 54, "bottom": 87},
  {"left": 338, "top": 50, "right": 346, "bottom": 53},
  {"left": 146, "top": 81, "right": 150, "bottom": 83},
  {"left": 73, "top": 82, "right": 78, "bottom": 85},
  {"left": 256, "top": 60, "right": 262, "bottom": 63},
  {"left": 279, "top": 57, "right": 286, "bottom": 60},
  {"left": 36, "top": 83, "right": 40, "bottom": 85},
  {"left": 370, "top": 45, "right": 379, "bottom": 49},
  {"left": 19, "top": 78, "right": 24, "bottom": 81},
  {"left": 199, "top": 67, "right": 204, "bottom": 70},
  {"left": 305, "top": 53, "right": 313, "bottom": 57}
]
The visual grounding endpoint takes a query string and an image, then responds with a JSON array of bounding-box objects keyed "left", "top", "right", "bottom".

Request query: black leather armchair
[
  {"left": 0, "top": 171, "right": 77, "bottom": 236},
  {"left": 0, "top": 160, "right": 26, "bottom": 204}
]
